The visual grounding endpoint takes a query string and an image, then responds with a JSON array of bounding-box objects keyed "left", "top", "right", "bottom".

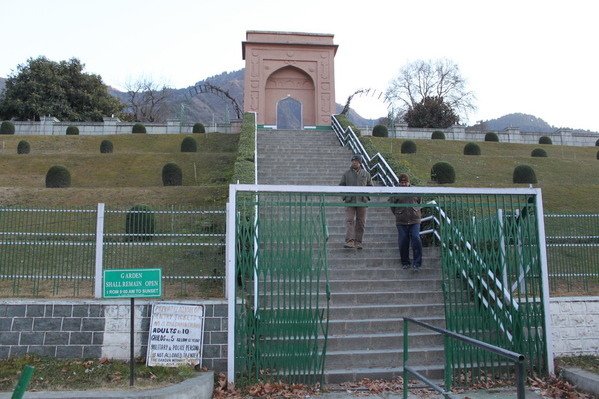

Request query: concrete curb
[
  {"left": 0, "top": 371, "right": 213, "bottom": 399},
  {"left": 560, "top": 367, "right": 599, "bottom": 397}
]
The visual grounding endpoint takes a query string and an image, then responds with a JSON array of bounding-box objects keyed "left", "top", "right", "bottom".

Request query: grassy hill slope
[
  {"left": 373, "top": 138, "right": 598, "bottom": 212},
  {"left": 0, "top": 133, "right": 239, "bottom": 207}
]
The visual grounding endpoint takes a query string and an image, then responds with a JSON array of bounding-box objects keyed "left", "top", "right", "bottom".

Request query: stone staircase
[{"left": 256, "top": 129, "right": 445, "bottom": 383}]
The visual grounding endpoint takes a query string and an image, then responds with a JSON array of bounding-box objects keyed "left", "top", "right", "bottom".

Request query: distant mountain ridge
[{"left": 1, "top": 73, "right": 597, "bottom": 134}]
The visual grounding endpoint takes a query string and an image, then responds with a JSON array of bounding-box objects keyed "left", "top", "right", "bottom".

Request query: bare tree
[
  {"left": 125, "top": 77, "right": 172, "bottom": 122},
  {"left": 386, "top": 59, "right": 476, "bottom": 123}
]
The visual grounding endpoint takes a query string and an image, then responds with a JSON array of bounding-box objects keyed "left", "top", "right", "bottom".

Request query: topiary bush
[
  {"left": 100, "top": 140, "right": 113, "bottom": 153},
  {"left": 531, "top": 148, "right": 547, "bottom": 157},
  {"left": 192, "top": 122, "right": 206, "bottom": 134},
  {"left": 17, "top": 140, "right": 30, "bottom": 154},
  {"left": 180, "top": 137, "right": 198, "bottom": 152},
  {"left": 372, "top": 124, "right": 389, "bottom": 137},
  {"left": 431, "top": 130, "right": 445, "bottom": 140},
  {"left": 513, "top": 165, "right": 537, "bottom": 184},
  {"left": 430, "top": 162, "right": 455, "bottom": 184},
  {"left": 0, "top": 121, "right": 15, "bottom": 134},
  {"left": 484, "top": 132, "right": 499, "bottom": 142},
  {"left": 45, "top": 165, "right": 71, "bottom": 188},
  {"left": 125, "top": 204, "right": 155, "bottom": 242},
  {"left": 66, "top": 125, "right": 79, "bottom": 135},
  {"left": 162, "top": 162, "right": 182, "bottom": 186},
  {"left": 596, "top": 150, "right": 599, "bottom": 160},
  {"left": 132, "top": 123, "right": 146, "bottom": 134},
  {"left": 463, "top": 142, "right": 481, "bottom": 155},
  {"left": 401, "top": 140, "right": 417, "bottom": 154},
  {"left": 539, "top": 136, "right": 552, "bottom": 145},
  {"left": 595, "top": 138, "right": 599, "bottom": 146}
]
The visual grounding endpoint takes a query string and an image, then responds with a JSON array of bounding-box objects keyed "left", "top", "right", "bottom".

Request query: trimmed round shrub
[
  {"left": 17, "top": 140, "right": 30, "bottom": 154},
  {"left": 596, "top": 150, "right": 599, "bottom": 160},
  {"left": 513, "top": 165, "right": 537, "bottom": 184},
  {"left": 0, "top": 121, "right": 15, "bottom": 134},
  {"left": 431, "top": 130, "right": 445, "bottom": 140},
  {"left": 463, "top": 142, "right": 481, "bottom": 155},
  {"left": 484, "top": 132, "right": 499, "bottom": 142},
  {"left": 45, "top": 165, "right": 71, "bottom": 188},
  {"left": 162, "top": 162, "right": 182, "bottom": 186},
  {"left": 66, "top": 125, "right": 79, "bottom": 135},
  {"left": 192, "top": 123, "right": 206, "bottom": 134},
  {"left": 132, "top": 123, "right": 146, "bottom": 134},
  {"left": 539, "top": 136, "right": 552, "bottom": 145},
  {"left": 180, "top": 137, "right": 198, "bottom": 152},
  {"left": 100, "top": 140, "right": 113, "bottom": 153},
  {"left": 125, "top": 204, "right": 155, "bottom": 242},
  {"left": 372, "top": 124, "right": 389, "bottom": 137},
  {"left": 401, "top": 140, "right": 417, "bottom": 154},
  {"left": 531, "top": 148, "right": 547, "bottom": 157},
  {"left": 430, "top": 162, "right": 455, "bottom": 184},
  {"left": 595, "top": 138, "right": 599, "bottom": 146}
]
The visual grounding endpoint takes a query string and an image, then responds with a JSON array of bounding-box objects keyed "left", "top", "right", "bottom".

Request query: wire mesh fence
[
  {"left": 544, "top": 213, "right": 599, "bottom": 295},
  {"left": 0, "top": 205, "right": 225, "bottom": 298}
]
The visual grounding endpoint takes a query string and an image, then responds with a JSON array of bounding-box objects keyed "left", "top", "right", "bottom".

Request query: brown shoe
[{"left": 343, "top": 240, "right": 355, "bottom": 249}]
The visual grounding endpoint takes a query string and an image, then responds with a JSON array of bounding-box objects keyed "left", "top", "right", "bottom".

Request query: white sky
[{"left": 1, "top": 0, "right": 598, "bottom": 131}]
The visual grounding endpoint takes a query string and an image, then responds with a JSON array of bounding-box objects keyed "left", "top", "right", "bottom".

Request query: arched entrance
[
  {"left": 277, "top": 97, "right": 302, "bottom": 129},
  {"left": 265, "top": 66, "right": 314, "bottom": 129}
]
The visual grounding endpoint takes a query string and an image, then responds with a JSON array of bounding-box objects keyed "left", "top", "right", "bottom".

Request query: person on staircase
[
  {"left": 389, "top": 173, "right": 422, "bottom": 270},
  {"left": 339, "top": 154, "right": 373, "bottom": 249}
]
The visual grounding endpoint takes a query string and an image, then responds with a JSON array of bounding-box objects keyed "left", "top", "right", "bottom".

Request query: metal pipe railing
[{"left": 402, "top": 317, "right": 526, "bottom": 399}]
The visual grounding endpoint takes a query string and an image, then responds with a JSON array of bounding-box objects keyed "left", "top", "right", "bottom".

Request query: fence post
[
  {"left": 11, "top": 365, "right": 34, "bottom": 399},
  {"left": 94, "top": 203, "right": 105, "bottom": 298}
]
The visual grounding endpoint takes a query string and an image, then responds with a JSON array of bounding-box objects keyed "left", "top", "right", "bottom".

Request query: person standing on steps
[
  {"left": 389, "top": 173, "right": 422, "bottom": 271},
  {"left": 339, "top": 154, "right": 373, "bottom": 249}
]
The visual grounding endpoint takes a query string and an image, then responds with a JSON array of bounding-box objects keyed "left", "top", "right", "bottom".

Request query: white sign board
[{"left": 146, "top": 303, "right": 204, "bottom": 367}]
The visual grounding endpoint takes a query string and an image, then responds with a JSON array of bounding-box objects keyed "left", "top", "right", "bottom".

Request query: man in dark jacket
[
  {"left": 339, "top": 154, "right": 373, "bottom": 249},
  {"left": 390, "top": 173, "right": 422, "bottom": 270}
]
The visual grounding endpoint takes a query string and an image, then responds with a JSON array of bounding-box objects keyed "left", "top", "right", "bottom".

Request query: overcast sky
[{"left": 1, "top": 0, "right": 597, "bottom": 131}]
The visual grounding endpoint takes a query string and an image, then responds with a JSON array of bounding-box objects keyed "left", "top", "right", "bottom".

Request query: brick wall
[
  {"left": 0, "top": 299, "right": 228, "bottom": 372},
  {"left": 550, "top": 297, "right": 599, "bottom": 356}
]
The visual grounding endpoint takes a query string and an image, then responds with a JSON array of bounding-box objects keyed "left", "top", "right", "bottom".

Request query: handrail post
[
  {"left": 403, "top": 319, "right": 409, "bottom": 399},
  {"left": 11, "top": 365, "right": 34, "bottom": 399},
  {"left": 516, "top": 359, "right": 526, "bottom": 399}
]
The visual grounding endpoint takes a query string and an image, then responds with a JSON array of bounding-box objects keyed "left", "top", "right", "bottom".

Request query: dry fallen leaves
[{"left": 529, "top": 375, "right": 594, "bottom": 399}]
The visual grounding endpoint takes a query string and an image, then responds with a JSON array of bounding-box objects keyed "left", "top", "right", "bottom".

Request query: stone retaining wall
[
  {"left": 0, "top": 299, "right": 227, "bottom": 372},
  {"left": 550, "top": 296, "right": 599, "bottom": 356}
]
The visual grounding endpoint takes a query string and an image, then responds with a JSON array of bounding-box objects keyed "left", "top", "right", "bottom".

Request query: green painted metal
[
  {"left": 545, "top": 213, "right": 599, "bottom": 295},
  {"left": 434, "top": 193, "right": 547, "bottom": 387},
  {"left": 234, "top": 191, "right": 329, "bottom": 384},
  {"left": 11, "top": 365, "right": 34, "bottom": 399}
]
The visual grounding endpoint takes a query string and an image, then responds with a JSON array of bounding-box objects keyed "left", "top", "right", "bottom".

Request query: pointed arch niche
[
  {"left": 242, "top": 31, "right": 338, "bottom": 129},
  {"left": 266, "top": 66, "right": 313, "bottom": 129}
]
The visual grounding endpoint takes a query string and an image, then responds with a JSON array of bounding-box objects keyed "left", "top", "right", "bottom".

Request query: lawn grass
[{"left": 372, "top": 137, "right": 599, "bottom": 212}]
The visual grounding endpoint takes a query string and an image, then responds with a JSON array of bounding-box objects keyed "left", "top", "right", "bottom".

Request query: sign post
[{"left": 103, "top": 268, "right": 162, "bottom": 386}]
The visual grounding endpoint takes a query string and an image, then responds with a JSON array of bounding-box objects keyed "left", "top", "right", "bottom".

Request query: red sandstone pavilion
[{"left": 242, "top": 30, "right": 338, "bottom": 130}]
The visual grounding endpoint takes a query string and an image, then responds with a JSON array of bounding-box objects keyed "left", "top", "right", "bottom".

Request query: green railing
[
  {"left": 544, "top": 213, "right": 599, "bottom": 295},
  {"left": 433, "top": 193, "right": 548, "bottom": 384},
  {"left": 0, "top": 205, "right": 225, "bottom": 298},
  {"left": 232, "top": 190, "right": 330, "bottom": 385}
]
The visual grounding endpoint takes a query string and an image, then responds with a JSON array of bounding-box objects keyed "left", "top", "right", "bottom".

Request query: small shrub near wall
[
  {"left": 132, "top": 123, "right": 146, "bottom": 134},
  {"left": 162, "top": 163, "right": 182, "bottom": 186},
  {"left": 596, "top": 150, "right": 599, "bottom": 160},
  {"left": 0, "top": 121, "right": 15, "bottom": 134},
  {"left": 531, "top": 148, "right": 548, "bottom": 157},
  {"left": 45, "top": 165, "right": 71, "bottom": 188},
  {"left": 66, "top": 126, "right": 79, "bottom": 135},
  {"left": 539, "top": 136, "right": 552, "bottom": 145},
  {"left": 513, "top": 165, "right": 537, "bottom": 184},
  {"left": 485, "top": 132, "right": 499, "bottom": 142},
  {"left": 431, "top": 130, "right": 445, "bottom": 140},
  {"left": 401, "top": 140, "right": 417, "bottom": 154},
  {"left": 17, "top": 140, "right": 30, "bottom": 154},
  {"left": 100, "top": 140, "right": 113, "bottom": 153},
  {"left": 125, "top": 205, "right": 155, "bottom": 242},
  {"left": 595, "top": 138, "right": 599, "bottom": 146},
  {"left": 463, "top": 142, "right": 481, "bottom": 155},
  {"left": 431, "top": 162, "right": 455, "bottom": 184},
  {"left": 180, "top": 137, "right": 198, "bottom": 152},
  {"left": 193, "top": 123, "right": 206, "bottom": 133},
  {"left": 372, "top": 124, "right": 389, "bottom": 137}
]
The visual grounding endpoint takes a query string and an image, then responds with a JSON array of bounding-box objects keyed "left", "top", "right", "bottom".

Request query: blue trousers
[{"left": 396, "top": 224, "right": 422, "bottom": 268}]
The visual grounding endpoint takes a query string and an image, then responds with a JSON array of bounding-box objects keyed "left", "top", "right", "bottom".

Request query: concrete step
[
  {"left": 325, "top": 331, "right": 444, "bottom": 351},
  {"left": 325, "top": 346, "right": 443, "bottom": 369},
  {"left": 323, "top": 365, "right": 444, "bottom": 384},
  {"left": 327, "top": 316, "right": 445, "bottom": 335},
  {"left": 328, "top": 291, "right": 444, "bottom": 306},
  {"left": 327, "top": 303, "right": 445, "bottom": 319}
]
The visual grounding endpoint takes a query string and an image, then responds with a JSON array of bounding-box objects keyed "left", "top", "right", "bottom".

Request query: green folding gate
[
  {"left": 433, "top": 193, "right": 549, "bottom": 386},
  {"left": 232, "top": 190, "right": 330, "bottom": 384}
]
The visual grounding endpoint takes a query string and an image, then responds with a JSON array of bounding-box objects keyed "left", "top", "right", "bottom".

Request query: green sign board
[{"left": 103, "top": 268, "right": 162, "bottom": 298}]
